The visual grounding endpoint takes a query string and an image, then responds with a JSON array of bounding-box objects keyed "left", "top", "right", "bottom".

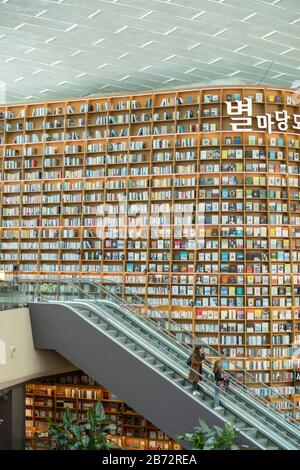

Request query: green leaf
[
  {"left": 70, "top": 425, "right": 81, "bottom": 439},
  {"left": 95, "top": 401, "right": 106, "bottom": 421}
]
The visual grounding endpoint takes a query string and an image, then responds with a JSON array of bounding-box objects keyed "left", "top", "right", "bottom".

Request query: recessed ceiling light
[
  {"left": 24, "top": 96, "right": 33, "bottom": 100},
  {"left": 65, "top": 24, "right": 78, "bottom": 32},
  {"left": 209, "top": 57, "right": 222, "bottom": 64},
  {"left": 140, "top": 11, "right": 153, "bottom": 19},
  {"left": 214, "top": 28, "right": 227, "bottom": 37},
  {"left": 191, "top": 11, "right": 206, "bottom": 20},
  {"left": 141, "top": 41, "right": 154, "bottom": 48},
  {"left": 118, "top": 52, "right": 129, "bottom": 59},
  {"left": 254, "top": 60, "right": 267, "bottom": 66},
  {"left": 24, "top": 47, "right": 36, "bottom": 54},
  {"left": 0, "top": 34, "right": 6, "bottom": 40},
  {"left": 76, "top": 72, "right": 87, "bottom": 78},
  {"left": 261, "top": 31, "right": 276, "bottom": 39},
  {"left": 44, "top": 37, "right": 56, "bottom": 44},
  {"left": 234, "top": 45, "right": 248, "bottom": 52},
  {"left": 140, "top": 65, "right": 151, "bottom": 71},
  {"left": 32, "top": 69, "right": 43, "bottom": 75},
  {"left": 88, "top": 10, "right": 101, "bottom": 19},
  {"left": 119, "top": 75, "right": 130, "bottom": 81},
  {"left": 57, "top": 81, "right": 68, "bottom": 86},
  {"left": 35, "top": 10, "right": 48, "bottom": 18},
  {"left": 271, "top": 73, "right": 284, "bottom": 79},
  {"left": 184, "top": 68, "right": 197, "bottom": 74},
  {"left": 280, "top": 48, "right": 294, "bottom": 55},
  {"left": 14, "top": 77, "right": 24, "bottom": 82},
  {"left": 228, "top": 71, "right": 240, "bottom": 77},
  {"left": 164, "top": 27, "right": 177, "bottom": 35},
  {"left": 70, "top": 50, "right": 82, "bottom": 56},
  {"left": 242, "top": 13, "right": 256, "bottom": 22},
  {"left": 97, "top": 63, "right": 108, "bottom": 70},
  {"left": 51, "top": 60, "right": 62, "bottom": 66},
  {"left": 163, "top": 78, "right": 175, "bottom": 84},
  {"left": 187, "top": 42, "right": 201, "bottom": 50},
  {"left": 115, "top": 25, "right": 128, "bottom": 34},
  {"left": 14, "top": 23, "right": 26, "bottom": 30},
  {"left": 40, "top": 89, "right": 49, "bottom": 94},
  {"left": 93, "top": 38, "right": 104, "bottom": 46},
  {"left": 163, "top": 55, "right": 175, "bottom": 61},
  {"left": 5, "top": 57, "right": 15, "bottom": 62}
]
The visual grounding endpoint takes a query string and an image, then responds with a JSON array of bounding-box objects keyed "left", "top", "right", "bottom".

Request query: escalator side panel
[{"left": 28, "top": 302, "right": 252, "bottom": 447}]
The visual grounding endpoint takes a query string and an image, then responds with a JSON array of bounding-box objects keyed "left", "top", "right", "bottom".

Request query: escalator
[{"left": 1, "top": 279, "right": 300, "bottom": 449}]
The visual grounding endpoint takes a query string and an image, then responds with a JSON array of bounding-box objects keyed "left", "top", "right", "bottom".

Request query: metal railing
[{"left": 1, "top": 276, "right": 299, "bottom": 429}]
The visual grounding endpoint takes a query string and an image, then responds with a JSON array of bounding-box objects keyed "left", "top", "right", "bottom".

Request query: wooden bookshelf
[
  {"left": 25, "top": 372, "right": 180, "bottom": 450},
  {"left": 1, "top": 85, "right": 300, "bottom": 417}
]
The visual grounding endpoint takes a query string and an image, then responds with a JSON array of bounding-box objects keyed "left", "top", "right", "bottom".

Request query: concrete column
[{"left": 0, "top": 384, "right": 25, "bottom": 450}]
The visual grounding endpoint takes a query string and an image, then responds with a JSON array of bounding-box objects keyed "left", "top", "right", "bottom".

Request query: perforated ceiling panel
[{"left": 0, "top": 0, "right": 299, "bottom": 103}]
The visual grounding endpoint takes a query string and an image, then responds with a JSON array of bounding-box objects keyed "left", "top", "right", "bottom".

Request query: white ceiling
[{"left": 0, "top": 0, "right": 299, "bottom": 103}]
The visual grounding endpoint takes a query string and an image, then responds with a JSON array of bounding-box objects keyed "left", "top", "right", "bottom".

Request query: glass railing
[{"left": 1, "top": 276, "right": 300, "bottom": 429}]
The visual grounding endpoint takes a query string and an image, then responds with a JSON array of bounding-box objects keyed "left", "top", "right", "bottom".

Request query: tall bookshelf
[
  {"left": 0, "top": 86, "right": 300, "bottom": 418},
  {"left": 25, "top": 372, "right": 179, "bottom": 450}
]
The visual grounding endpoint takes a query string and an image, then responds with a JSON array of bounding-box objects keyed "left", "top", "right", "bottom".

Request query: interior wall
[{"left": 0, "top": 307, "right": 75, "bottom": 390}]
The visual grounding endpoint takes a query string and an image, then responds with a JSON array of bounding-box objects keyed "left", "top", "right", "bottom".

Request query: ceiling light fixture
[
  {"left": 141, "top": 41, "right": 154, "bottom": 48},
  {"left": 234, "top": 45, "right": 248, "bottom": 53},
  {"left": 88, "top": 10, "right": 101, "bottom": 19},
  {"left": 70, "top": 50, "right": 82, "bottom": 56},
  {"left": 65, "top": 24, "right": 78, "bottom": 32},
  {"left": 14, "top": 23, "right": 26, "bottom": 30},
  {"left": 140, "top": 11, "right": 153, "bottom": 19},
  {"left": 119, "top": 75, "right": 130, "bottom": 81},
  {"left": 97, "top": 63, "right": 108, "bottom": 69},
  {"left": 163, "top": 55, "right": 175, "bottom": 61},
  {"left": 24, "top": 47, "right": 35, "bottom": 54},
  {"left": 280, "top": 48, "right": 294, "bottom": 55},
  {"left": 261, "top": 30, "right": 276, "bottom": 39},
  {"left": 35, "top": 10, "right": 48, "bottom": 18},
  {"left": 214, "top": 28, "right": 227, "bottom": 37},
  {"left": 242, "top": 13, "right": 256, "bottom": 22},
  {"left": 115, "top": 25, "right": 128, "bottom": 34},
  {"left": 118, "top": 52, "right": 129, "bottom": 59},
  {"left": 44, "top": 37, "right": 56, "bottom": 44},
  {"left": 191, "top": 11, "right": 206, "bottom": 20},
  {"left": 165, "top": 27, "right": 177, "bottom": 35},
  {"left": 93, "top": 38, "right": 104, "bottom": 46},
  {"left": 188, "top": 42, "right": 201, "bottom": 50}
]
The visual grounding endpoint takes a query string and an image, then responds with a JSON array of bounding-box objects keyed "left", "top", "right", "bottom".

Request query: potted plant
[
  {"left": 42, "top": 401, "right": 119, "bottom": 450},
  {"left": 178, "top": 418, "right": 251, "bottom": 450}
]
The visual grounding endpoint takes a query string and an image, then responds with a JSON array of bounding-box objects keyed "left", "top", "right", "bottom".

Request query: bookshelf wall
[
  {"left": 0, "top": 86, "right": 300, "bottom": 416},
  {"left": 25, "top": 372, "right": 179, "bottom": 450}
]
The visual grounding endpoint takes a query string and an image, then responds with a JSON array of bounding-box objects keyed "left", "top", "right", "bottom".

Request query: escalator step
[
  {"left": 243, "top": 428, "right": 258, "bottom": 437},
  {"left": 256, "top": 438, "right": 268, "bottom": 448}
]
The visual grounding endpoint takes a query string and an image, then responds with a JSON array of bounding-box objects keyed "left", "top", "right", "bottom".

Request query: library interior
[{"left": 0, "top": 0, "right": 300, "bottom": 453}]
